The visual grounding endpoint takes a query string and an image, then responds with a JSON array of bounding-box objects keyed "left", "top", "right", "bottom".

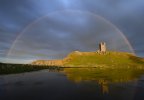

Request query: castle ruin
[{"left": 99, "top": 42, "right": 106, "bottom": 53}]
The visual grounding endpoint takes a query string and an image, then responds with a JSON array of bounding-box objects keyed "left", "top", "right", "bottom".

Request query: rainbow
[{"left": 7, "top": 9, "right": 135, "bottom": 58}]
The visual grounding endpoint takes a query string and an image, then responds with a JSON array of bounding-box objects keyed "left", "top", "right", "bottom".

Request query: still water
[{"left": 0, "top": 68, "right": 144, "bottom": 100}]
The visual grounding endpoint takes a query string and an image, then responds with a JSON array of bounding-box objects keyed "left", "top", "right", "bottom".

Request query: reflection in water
[
  {"left": 63, "top": 68, "right": 144, "bottom": 95},
  {"left": 98, "top": 79, "right": 109, "bottom": 94},
  {"left": 63, "top": 68, "right": 144, "bottom": 82},
  {"left": 0, "top": 68, "right": 144, "bottom": 100}
]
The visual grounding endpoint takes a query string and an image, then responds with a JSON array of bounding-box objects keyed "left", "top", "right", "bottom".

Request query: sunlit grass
[{"left": 64, "top": 51, "right": 144, "bottom": 68}]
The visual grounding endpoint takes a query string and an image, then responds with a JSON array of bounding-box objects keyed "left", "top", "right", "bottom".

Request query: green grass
[
  {"left": 1, "top": 51, "right": 144, "bottom": 75},
  {"left": 0, "top": 63, "right": 62, "bottom": 75},
  {"left": 64, "top": 51, "right": 144, "bottom": 68}
]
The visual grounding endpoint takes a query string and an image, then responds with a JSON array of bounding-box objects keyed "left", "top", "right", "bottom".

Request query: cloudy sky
[{"left": 0, "top": 0, "right": 144, "bottom": 64}]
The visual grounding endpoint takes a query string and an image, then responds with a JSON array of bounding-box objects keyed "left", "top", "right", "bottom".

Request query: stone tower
[{"left": 99, "top": 42, "right": 106, "bottom": 52}]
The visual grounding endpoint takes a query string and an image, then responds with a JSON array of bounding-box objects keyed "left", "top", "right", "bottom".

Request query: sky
[{"left": 0, "top": 0, "right": 144, "bottom": 64}]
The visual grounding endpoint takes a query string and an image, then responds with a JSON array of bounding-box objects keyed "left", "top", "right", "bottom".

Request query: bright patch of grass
[{"left": 64, "top": 51, "right": 144, "bottom": 68}]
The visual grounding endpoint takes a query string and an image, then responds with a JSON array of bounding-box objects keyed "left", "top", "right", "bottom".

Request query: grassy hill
[
  {"left": 1, "top": 51, "right": 144, "bottom": 75},
  {"left": 63, "top": 51, "right": 144, "bottom": 68}
]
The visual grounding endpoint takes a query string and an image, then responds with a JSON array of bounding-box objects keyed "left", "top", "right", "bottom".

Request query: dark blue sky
[{"left": 0, "top": 0, "right": 144, "bottom": 63}]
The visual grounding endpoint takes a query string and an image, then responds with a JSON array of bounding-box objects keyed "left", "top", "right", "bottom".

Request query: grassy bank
[{"left": 0, "top": 63, "right": 62, "bottom": 75}]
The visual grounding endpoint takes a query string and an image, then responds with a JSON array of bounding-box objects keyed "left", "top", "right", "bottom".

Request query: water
[{"left": 0, "top": 68, "right": 144, "bottom": 100}]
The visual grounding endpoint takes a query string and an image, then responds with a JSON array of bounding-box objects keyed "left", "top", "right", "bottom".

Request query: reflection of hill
[
  {"left": 63, "top": 68, "right": 144, "bottom": 94},
  {"left": 63, "top": 68, "right": 144, "bottom": 83}
]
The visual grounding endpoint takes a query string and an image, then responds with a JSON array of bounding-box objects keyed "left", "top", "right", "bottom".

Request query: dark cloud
[
  {"left": 0, "top": 0, "right": 144, "bottom": 63},
  {"left": 7, "top": 11, "right": 134, "bottom": 61}
]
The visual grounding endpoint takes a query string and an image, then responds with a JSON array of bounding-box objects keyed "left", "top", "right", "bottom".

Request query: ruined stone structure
[
  {"left": 99, "top": 42, "right": 106, "bottom": 52},
  {"left": 32, "top": 60, "right": 63, "bottom": 66}
]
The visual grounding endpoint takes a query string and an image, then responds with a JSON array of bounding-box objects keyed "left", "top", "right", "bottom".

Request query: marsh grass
[{"left": 0, "top": 63, "right": 62, "bottom": 75}]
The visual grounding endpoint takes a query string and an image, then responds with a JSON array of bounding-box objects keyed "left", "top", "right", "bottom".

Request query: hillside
[
  {"left": 31, "top": 51, "right": 144, "bottom": 68},
  {"left": 63, "top": 51, "right": 144, "bottom": 68},
  {"left": 32, "top": 60, "right": 63, "bottom": 66}
]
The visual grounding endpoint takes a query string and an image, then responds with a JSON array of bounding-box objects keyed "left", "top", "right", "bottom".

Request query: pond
[{"left": 0, "top": 68, "right": 144, "bottom": 100}]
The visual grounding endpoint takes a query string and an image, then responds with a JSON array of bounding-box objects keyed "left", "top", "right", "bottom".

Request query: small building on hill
[{"left": 99, "top": 42, "right": 106, "bottom": 52}]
